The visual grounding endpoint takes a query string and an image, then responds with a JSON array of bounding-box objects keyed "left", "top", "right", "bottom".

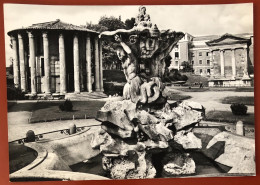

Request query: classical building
[
  {"left": 7, "top": 19, "right": 104, "bottom": 95},
  {"left": 170, "top": 33, "right": 254, "bottom": 87}
]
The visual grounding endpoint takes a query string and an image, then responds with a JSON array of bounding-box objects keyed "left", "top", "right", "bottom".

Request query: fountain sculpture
[{"left": 92, "top": 6, "right": 206, "bottom": 179}]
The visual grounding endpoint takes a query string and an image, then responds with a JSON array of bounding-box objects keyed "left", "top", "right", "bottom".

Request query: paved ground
[
  {"left": 166, "top": 87, "right": 254, "bottom": 113},
  {"left": 7, "top": 88, "right": 254, "bottom": 142}
]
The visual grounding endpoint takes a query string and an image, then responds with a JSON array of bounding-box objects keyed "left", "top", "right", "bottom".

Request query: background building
[
  {"left": 170, "top": 32, "right": 254, "bottom": 86},
  {"left": 7, "top": 19, "right": 104, "bottom": 95}
]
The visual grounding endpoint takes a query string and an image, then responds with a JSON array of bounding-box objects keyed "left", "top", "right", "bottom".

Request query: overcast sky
[{"left": 4, "top": 3, "right": 253, "bottom": 66}]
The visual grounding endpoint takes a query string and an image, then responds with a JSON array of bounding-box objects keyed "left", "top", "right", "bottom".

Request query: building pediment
[{"left": 206, "top": 33, "right": 250, "bottom": 46}]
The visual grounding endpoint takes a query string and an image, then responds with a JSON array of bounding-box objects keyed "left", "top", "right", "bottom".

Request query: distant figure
[{"left": 199, "top": 82, "right": 203, "bottom": 88}]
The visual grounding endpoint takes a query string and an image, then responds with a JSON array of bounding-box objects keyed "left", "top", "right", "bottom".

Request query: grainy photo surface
[{"left": 4, "top": 3, "right": 255, "bottom": 181}]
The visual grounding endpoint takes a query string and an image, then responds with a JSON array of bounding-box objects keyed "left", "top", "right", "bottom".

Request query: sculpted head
[{"left": 139, "top": 6, "right": 146, "bottom": 15}]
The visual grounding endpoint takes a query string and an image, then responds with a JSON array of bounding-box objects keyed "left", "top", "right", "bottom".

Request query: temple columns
[
  {"left": 11, "top": 35, "right": 20, "bottom": 88},
  {"left": 231, "top": 48, "right": 236, "bottom": 78},
  {"left": 94, "top": 36, "right": 101, "bottom": 91},
  {"left": 59, "top": 33, "right": 67, "bottom": 94},
  {"left": 73, "top": 33, "right": 80, "bottom": 93},
  {"left": 28, "top": 32, "right": 37, "bottom": 95},
  {"left": 243, "top": 46, "right": 248, "bottom": 76},
  {"left": 220, "top": 49, "right": 225, "bottom": 76},
  {"left": 42, "top": 32, "right": 51, "bottom": 94},
  {"left": 18, "top": 33, "right": 27, "bottom": 92},
  {"left": 99, "top": 40, "right": 104, "bottom": 91},
  {"left": 86, "top": 33, "right": 92, "bottom": 92}
]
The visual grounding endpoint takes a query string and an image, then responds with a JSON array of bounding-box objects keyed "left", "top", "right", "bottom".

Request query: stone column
[
  {"left": 59, "top": 33, "right": 67, "bottom": 94},
  {"left": 99, "top": 40, "right": 104, "bottom": 91},
  {"left": 220, "top": 49, "right": 225, "bottom": 76},
  {"left": 209, "top": 50, "right": 214, "bottom": 76},
  {"left": 42, "top": 32, "right": 51, "bottom": 94},
  {"left": 243, "top": 46, "right": 248, "bottom": 76},
  {"left": 86, "top": 33, "right": 92, "bottom": 92},
  {"left": 94, "top": 36, "right": 101, "bottom": 91},
  {"left": 28, "top": 32, "right": 37, "bottom": 95},
  {"left": 10, "top": 35, "right": 20, "bottom": 88},
  {"left": 73, "top": 33, "right": 80, "bottom": 93},
  {"left": 231, "top": 48, "right": 236, "bottom": 78},
  {"left": 18, "top": 33, "right": 27, "bottom": 92}
]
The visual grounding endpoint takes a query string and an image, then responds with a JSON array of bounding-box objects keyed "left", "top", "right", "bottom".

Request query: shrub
[
  {"left": 7, "top": 87, "right": 26, "bottom": 100},
  {"left": 230, "top": 103, "right": 248, "bottom": 115},
  {"left": 59, "top": 99, "right": 73, "bottom": 111}
]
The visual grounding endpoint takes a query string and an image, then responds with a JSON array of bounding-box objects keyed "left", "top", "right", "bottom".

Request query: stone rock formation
[{"left": 92, "top": 99, "right": 204, "bottom": 179}]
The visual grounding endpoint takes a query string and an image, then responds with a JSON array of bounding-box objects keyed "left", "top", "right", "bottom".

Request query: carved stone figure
[
  {"left": 135, "top": 6, "right": 152, "bottom": 28},
  {"left": 100, "top": 6, "right": 184, "bottom": 105}
]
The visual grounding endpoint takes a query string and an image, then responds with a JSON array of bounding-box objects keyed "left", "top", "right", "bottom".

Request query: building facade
[
  {"left": 170, "top": 33, "right": 254, "bottom": 87},
  {"left": 8, "top": 19, "right": 104, "bottom": 95}
]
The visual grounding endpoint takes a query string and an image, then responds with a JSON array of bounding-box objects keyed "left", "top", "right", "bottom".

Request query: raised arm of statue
[{"left": 115, "top": 34, "right": 132, "bottom": 54}]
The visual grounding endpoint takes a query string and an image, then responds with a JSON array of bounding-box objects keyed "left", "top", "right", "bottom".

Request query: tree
[
  {"left": 98, "top": 16, "right": 126, "bottom": 31},
  {"left": 125, "top": 17, "right": 135, "bottom": 30},
  {"left": 86, "top": 16, "right": 127, "bottom": 70},
  {"left": 180, "top": 61, "right": 193, "bottom": 72}
]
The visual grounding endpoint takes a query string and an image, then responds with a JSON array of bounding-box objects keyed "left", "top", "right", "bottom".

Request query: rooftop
[{"left": 8, "top": 19, "right": 98, "bottom": 36}]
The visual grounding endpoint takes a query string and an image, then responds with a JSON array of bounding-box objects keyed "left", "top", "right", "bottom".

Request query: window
[
  {"left": 191, "top": 52, "right": 195, "bottom": 57},
  {"left": 207, "top": 69, "right": 211, "bottom": 74},
  {"left": 191, "top": 61, "right": 194, "bottom": 65},
  {"left": 175, "top": 61, "right": 178, "bottom": 66},
  {"left": 199, "top": 52, "right": 202, "bottom": 56},
  {"left": 175, "top": 45, "right": 179, "bottom": 49},
  {"left": 199, "top": 60, "right": 202, "bottom": 65},
  {"left": 207, "top": 60, "right": 210, "bottom": 65},
  {"left": 175, "top": 52, "right": 179, "bottom": 59},
  {"left": 206, "top": 52, "right": 209, "bottom": 56},
  {"left": 41, "top": 58, "right": 45, "bottom": 76},
  {"left": 200, "top": 69, "right": 203, "bottom": 74}
]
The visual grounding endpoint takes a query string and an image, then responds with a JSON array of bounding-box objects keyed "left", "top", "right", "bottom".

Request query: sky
[{"left": 3, "top": 3, "right": 253, "bottom": 66}]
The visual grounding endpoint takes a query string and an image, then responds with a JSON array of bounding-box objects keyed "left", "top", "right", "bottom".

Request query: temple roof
[
  {"left": 206, "top": 33, "right": 251, "bottom": 46},
  {"left": 8, "top": 19, "right": 98, "bottom": 36},
  {"left": 192, "top": 33, "right": 253, "bottom": 42}
]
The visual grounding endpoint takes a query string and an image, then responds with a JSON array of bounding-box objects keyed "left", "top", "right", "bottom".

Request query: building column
[
  {"left": 73, "top": 33, "right": 80, "bottom": 93},
  {"left": 209, "top": 50, "right": 214, "bottom": 76},
  {"left": 28, "top": 31, "right": 37, "bottom": 95},
  {"left": 59, "top": 33, "right": 67, "bottom": 94},
  {"left": 243, "top": 46, "right": 249, "bottom": 76},
  {"left": 220, "top": 49, "right": 225, "bottom": 76},
  {"left": 99, "top": 40, "right": 104, "bottom": 91},
  {"left": 18, "top": 33, "right": 27, "bottom": 92},
  {"left": 86, "top": 33, "right": 92, "bottom": 92},
  {"left": 94, "top": 36, "right": 101, "bottom": 91},
  {"left": 231, "top": 48, "right": 236, "bottom": 78},
  {"left": 42, "top": 32, "right": 51, "bottom": 94},
  {"left": 10, "top": 35, "right": 20, "bottom": 88}
]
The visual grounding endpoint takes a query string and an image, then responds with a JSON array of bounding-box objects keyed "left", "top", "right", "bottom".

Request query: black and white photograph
[{"left": 4, "top": 3, "right": 255, "bottom": 181}]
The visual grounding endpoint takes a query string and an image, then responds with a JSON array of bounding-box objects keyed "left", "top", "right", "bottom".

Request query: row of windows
[
  {"left": 175, "top": 60, "right": 211, "bottom": 66},
  {"left": 191, "top": 60, "right": 211, "bottom": 65},
  {"left": 191, "top": 52, "right": 210, "bottom": 57}
]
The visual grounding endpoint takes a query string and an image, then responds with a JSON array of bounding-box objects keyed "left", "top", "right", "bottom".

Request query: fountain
[{"left": 90, "top": 6, "right": 207, "bottom": 179}]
